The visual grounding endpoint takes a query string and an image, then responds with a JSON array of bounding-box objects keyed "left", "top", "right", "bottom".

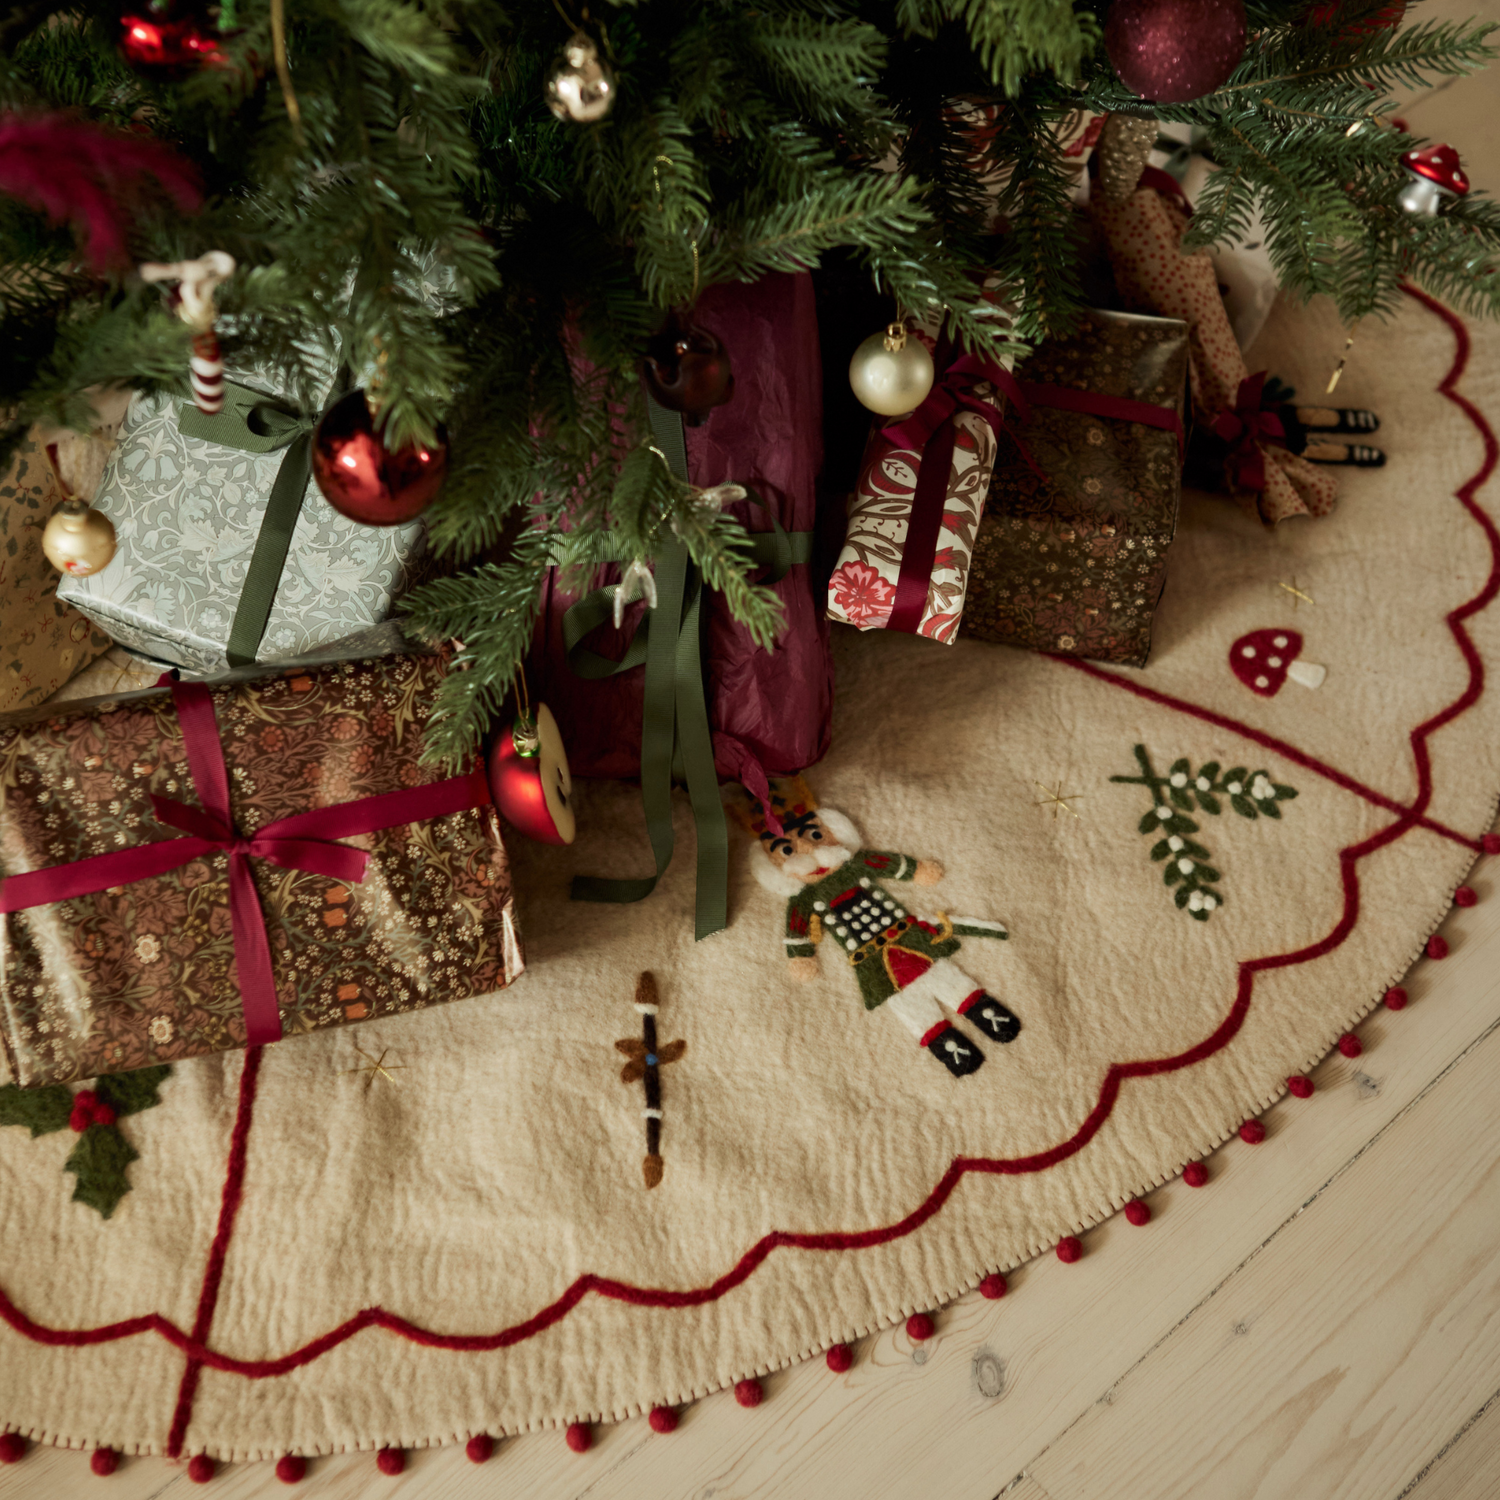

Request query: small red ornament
[
  {"left": 1125, "top": 1200, "right": 1151, "bottom": 1226},
  {"left": 120, "top": 11, "right": 222, "bottom": 72},
  {"left": 1240, "top": 1120, "right": 1266, "bottom": 1144},
  {"left": 906, "top": 1312, "right": 935, "bottom": 1341},
  {"left": 1106, "top": 0, "right": 1246, "bottom": 101},
  {"left": 91, "top": 1448, "right": 121, "bottom": 1475},
  {"left": 1428, "top": 934, "right": 1450, "bottom": 960},
  {"left": 375, "top": 1447, "right": 404, "bottom": 1475},
  {"left": 186, "top": 1454, "right": 215, "bottom": 1483},
  {"left": 310, "top": 391, "right": 447, "bottom": 527},
  {"left": 648, "top": 1406, "right": 678, "bottom": 1434},
  {"left": 1183, "top": 1161, "right": 1208, "bottom": 1187},
  {"left": 1288, "top": 1074, "right": 1315, "bottom": 1098},
  {"left": 274, "top": 1455, "right": 307, "bottom": 1484},
  {"left": 1455, "top": 885, "right": 1478, "bottom": 908},
  {"left": 465, "top": 1435, "right": 494, "bottom": 1464},
  {"left": 1385, "top": 986, "right": 1409, "bottom": 1011},
  {"left": 1398, "top": 143, "right": 1469, "bottom": 216},
  {"left": 1056, "top": 1235, "right": 1082, "bottom": 1263},
  {"left": 826, "top": 1343, "right": 853, "bottom": 1372},
  {"left": 734, "top": 1378, "right": 763, "bottom": 1408},
  {"left": 565, "top": 1423, "right": 591, "bottom": 1453},
  {"left": 978, "top": 1273, "right": 1007, "bottom": 1299},
  {"left": 643, "top": 309, "right": 734, "bottom": 425},
  {"left": 486, "top": 704, "right": 575, "bottom": 845},
  {"left": 1338, "top": 1032, "right": 1362, "bottom": 1058}
]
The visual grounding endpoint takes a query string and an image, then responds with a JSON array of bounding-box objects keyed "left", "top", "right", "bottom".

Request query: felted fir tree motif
[
  {"left": 0, "top": 1066, "right": 171, "bottom": 1218},
  {"left": 1112, "top": 746, "right": 1298, "bottom": 920}
]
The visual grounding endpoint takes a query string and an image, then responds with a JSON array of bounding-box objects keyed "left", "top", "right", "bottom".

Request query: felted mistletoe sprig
[
  {"left": 1112, "top": 746, "right": 1298, "bottom": 921},
  {"left": 0, "top": 1066, "right": 170, "bottom": 1218}
]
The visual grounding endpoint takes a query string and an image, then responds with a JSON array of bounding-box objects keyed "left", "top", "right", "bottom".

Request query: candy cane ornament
[{"left": 139, "top": 251, "right": 235, "bottom": 415}]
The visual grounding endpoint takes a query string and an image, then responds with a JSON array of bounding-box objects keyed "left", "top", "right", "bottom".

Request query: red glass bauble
[
  {"left": 486, "top": 705, "right": 575, "bottom": 845},
  {"left": 1105, "top": 0, "right": 1246, "bottom": 102},
  {"left": 642, "top": 308, "right": 734, "bottom": 426},
  {"left": 120, "top": 13, "right": 222, "bottom": 72},
  {"left": 310, "top": 390, "right": 448, "bottom": 526}
]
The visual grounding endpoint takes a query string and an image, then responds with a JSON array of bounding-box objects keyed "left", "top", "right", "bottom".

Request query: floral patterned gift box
[
  {"left": 0, "top": 649, "right": 522, "bottom": 1087},
  {"left": 56, "top": 378, "right": 425, "bottom": 676}
]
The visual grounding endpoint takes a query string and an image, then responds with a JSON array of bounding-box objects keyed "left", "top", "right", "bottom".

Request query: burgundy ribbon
[
  {"left": 1020, "top": 382, "right": 1186, "bottom": 460},
  {"left": 0, "top": 680, "right": 493, "bottom": 1048},
  {"left": 1210, "top": 373, "right": 1286, "bottom": 493}
]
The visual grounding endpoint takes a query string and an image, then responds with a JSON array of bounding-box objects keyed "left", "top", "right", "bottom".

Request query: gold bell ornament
[
  {"left": 849, "top": 322, "right": 935, "bottom": 418},
  {"left": 42, "top": 498, "right": 117, "bottom": 577},
  {"left": 546, "top": 31, "right": 615, "bottom": 123}
]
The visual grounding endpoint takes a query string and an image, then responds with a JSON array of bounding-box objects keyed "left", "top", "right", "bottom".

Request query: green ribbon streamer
[
  {"left": 566, "top": 397, "right": 811, "bottom": 941},
  {"left": 178, "top": 384, "right": 322, "bottom": 668}
]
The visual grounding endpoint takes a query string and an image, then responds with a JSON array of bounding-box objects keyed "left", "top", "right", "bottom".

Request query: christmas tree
[{"left": 1, "top": 0, "right": 1495, "bottom": 763}]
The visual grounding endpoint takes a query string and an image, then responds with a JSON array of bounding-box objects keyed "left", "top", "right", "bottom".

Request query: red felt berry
[
  {"left": 826, "top": 1343, "right": 853, "bottom": 1373},
  {"left": 69, "top": 1105, "right": 91, "bottom": 1133},
  {"left": 375, "top": 1448, "right": 404, "bottom": 1476},
  {"left": 1385, "top": 986, "right": 1409, "bottom": 1011},
  {"left": 1484, "top": 833, "right": 1500, "bottom": 854},
  {"left": 93, "top": 1103, "right": 116, "bottom": 1127},
  {"left": 734, "top": 1379, "right": 763, "bottom": 1408},
  {"left": 0, "top": 1433, "right": 25, "bottom": 1464},
  {"left": 1455, "top": 885, "right": 1478, "bottom": 908},
  {"left": 465, "top": 1435, "right": 494, "bottom": 1464},
  {"left": 565, "top": 1423, "right": 591, "bottom": 1453},
  {"left": 906, "top": 1312, "right": 935, "bottom": 1341},
  {"left": 1338, "top": 1033, "right": 1362, "bottom": 1058},
  {"left": 186, "top": 1454, "right": 215, "bottom": 1483},
  {"left": 648, "top": 1407, "right": 678, "bottom": 1434},
  {"left": 1124, "top": 1200, "right": 1151, "bottom": 1226},
  {"left": 74, "top": 1090, "right": 97, "bottom": 1109},
  {"left": 1056, "top": 1236, "right": 1082, "bottom": 1263},
  {"left": 274, "top": 1455, "right": 306, "bottom": 1484},
  {"left": 1183, "top": 1161, "right": 1209, "bottom": 1187},
  {"left": 1288, "top": 1075, "right": 1314, "bottom": 1098},
  {"left": 1240, "top": 1120, "right": 1266, "bottom": 1144},
  {"left": 979, "top": 1273, "right": 1007, "bottom": 1300},
  {"left": 90, "top": 1448, "right": 120, "bottom": 1476},
  {"left": 1428, "top": 934, "right": 1450, "bottom": 959}
]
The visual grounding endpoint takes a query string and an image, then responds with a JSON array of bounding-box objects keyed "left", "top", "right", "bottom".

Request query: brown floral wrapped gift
[
  {"left": 962, "top": 309, "right": 1190, "bottom": 668},
  {"left": 0, "top": 649, "right": 522, "bottom": 1086}
]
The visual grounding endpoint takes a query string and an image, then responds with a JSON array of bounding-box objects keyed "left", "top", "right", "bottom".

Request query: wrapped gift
[
  {"left": 961, "top": 308, "right": 1190, "bottom": 668},
  {"left": 0, "top": 433, "right": 114, "bottom": 712},
  {"left": 827, "top": 327, "right": 1015, "bottom": 644},
  {"left": 56, "top": 375, "right": 426, "bottom": 675},
  {"left": 0, "top": 649, "right": 520, "bottom": 1086}
]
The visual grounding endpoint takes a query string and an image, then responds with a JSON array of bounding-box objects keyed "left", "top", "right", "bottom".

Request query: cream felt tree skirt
[{"left": 1, "top": 287, "right": 1498, "bottom": 1467}]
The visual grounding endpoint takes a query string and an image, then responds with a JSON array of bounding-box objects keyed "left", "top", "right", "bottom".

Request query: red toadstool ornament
[
  {"left": 486, "top": 702, "right": 576, "bottom": 845},
  {"left": 1230, "top": 629, "right": 1325, "bottom": 698},
  {"left": 1397, "top": 144, "right": 1469, "bottom": 216}
]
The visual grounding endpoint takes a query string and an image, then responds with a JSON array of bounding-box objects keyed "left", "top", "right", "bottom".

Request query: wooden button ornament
[
  {"left": 310, "top": 391, "right": 448, "bottom": 526},
  {"left": 849, "top": 322, "right": 935, "bottom": 418},
  {"left": 1229, "top": 628, "right": 1325, "bottom": 697},
  {"left": 643, "top": 309, "right": 734, "bottom": 425},
  {"left": 546, "top": 31, "right": 615, "bottom": 123},
  {"left": 487, "top": 701, "right": 575, "bottom": 845}
]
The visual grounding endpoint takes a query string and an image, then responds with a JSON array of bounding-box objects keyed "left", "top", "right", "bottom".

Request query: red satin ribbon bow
[
  {"left": 881, "top": 352, "right": 1032, "bottom": 453},
  {"left": 1211, "top": 373, "right": 1286, "bottom": 493},
  {"left": 0, "top": 678, "right": 493, "bottom": 1048}
]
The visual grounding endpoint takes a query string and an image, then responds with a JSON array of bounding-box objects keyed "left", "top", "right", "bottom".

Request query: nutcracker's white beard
[{"left": 750, "top": 839, "right": 855, "bottom": 897}]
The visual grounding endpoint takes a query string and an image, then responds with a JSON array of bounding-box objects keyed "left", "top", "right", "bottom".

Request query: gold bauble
[
  {"left": 546, "top": 33, "right": 615, "bottom": 123},
  {"left": 849, "top": 323, "right": 936, "bottom": 417},
  {"left": 41, "top": 501, "right": 116, "bottom": 577}
]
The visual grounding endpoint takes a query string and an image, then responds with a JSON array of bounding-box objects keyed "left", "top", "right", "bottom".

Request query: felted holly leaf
[
  {"left": 1165, "top": 863, "right": 1183, "bottom": 886},
  {"left": 1169, "top": 786, "right": 1193, "bottom": 810},
  {"left": 1169, "top": 757, "right": 1191, "bottom": 778},
  {"left": 1195, "top": 791, "right": 1222, "bottom": 816},
  {"left": 1197, "top": 865, "right": 1221, "bottom": 883},
  {"left": 0, "top": 1083, "right": 74, "bottom": 1137},
  {"left": 1189, "top": 904, "right": 1209, "bottom": 922},
  {"left": 1231, "top": 795, "right": 1258, "bottom": 819},
  {"left": 1150, "top": 839, "right": 1171, "bottom": 860},
  {"left": 1258, "top": 798, "right": 1283, "bottom": 820},
  {"left": 1275, "top": 785, "right": 1298, "bottom": 801},
  {"left": 1223, "top": 766, "right": 1249, "bottom": 788},
  {"left": 1139, "top": 809, "right": 1167, "bottom": 835},
  {"left": 64, "top": 1124, "right": 140, "bottom": 1220},
  {"left": 1174, "top": 885, "right": 1192, "bottom": 908},
  {"left": 1183, "top": 840, "right": 1211, "bottom": 859},
  {"left": 1198, "top": 761, "right": 1221, "bottom": 783},
  {"left": 95, "top": 1065, "right": 171, "bottom": 1120}
]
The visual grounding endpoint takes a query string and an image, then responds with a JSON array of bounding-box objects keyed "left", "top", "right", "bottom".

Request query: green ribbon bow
[
  {"left": 565, "top": 396, "right": 811, "bottom": 940},
  {"left": 178, "top": 381, "right": 332, "bottom": 668}
]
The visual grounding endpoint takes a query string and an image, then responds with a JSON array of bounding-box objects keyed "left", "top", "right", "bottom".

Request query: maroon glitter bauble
[
  {"left": 310, "top": 390, "right": 448, "bottom": 526},
  {"left": 1105, "top": 0, "right": 1246, "bottom": 102},
  {"left": 642, "top": 308, "right": 734, "bottom": 426}
]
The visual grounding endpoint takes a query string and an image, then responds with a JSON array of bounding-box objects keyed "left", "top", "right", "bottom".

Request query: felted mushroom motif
[
  {"left": 1229, "top": 629, "right": 1326, "bottom": 698},
  {"left": 1397, "top": 143, "right": 1469, "bottom": 216}
]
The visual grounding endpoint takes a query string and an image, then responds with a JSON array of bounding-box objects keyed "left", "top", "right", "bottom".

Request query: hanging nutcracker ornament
[
  {"left": 40, "top": 443, "right": 116, "bottom": 577},
  {"left": 546, "top": 27, "right": 615, "bottom": 123},
  {"left": 485, "top": 669, "right": 576, "bottom": 845},
  {"left": 140, "top": 250, "right": 234, "bottom": 414},
  {"left": 849, "top": 320, "right": 935, "bottom": 417}
]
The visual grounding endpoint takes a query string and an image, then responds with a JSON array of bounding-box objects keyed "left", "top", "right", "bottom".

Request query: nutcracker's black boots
[
  {"left": 959, "top": 992, "right": 1022, "bottom": 1044},
  {"left": 926, "top": 1026, "right": 985, "bottom": 1077}
]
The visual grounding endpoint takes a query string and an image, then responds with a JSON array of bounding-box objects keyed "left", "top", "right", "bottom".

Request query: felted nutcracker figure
[{"left": 736, "top": 778, "right": 1019, "bottom": 1077}]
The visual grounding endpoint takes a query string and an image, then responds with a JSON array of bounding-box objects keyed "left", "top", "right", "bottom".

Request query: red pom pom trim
[
  {"left": 826, "top": 1343, "right": 853, "bottom": 1373},
  {"left": 1428, "top": 934, "right": 1450, "bottom": 959},
  {"left": 1455, "top": 885, "right": 1478, "bottom": 907},
  {"left": 375, "top": 1448, "right": 404, "bottom": 1476},
  {"left": 1287, "top": 1074, "right": 1314, "bottom": 1098},
  {"left": 906, "top": 1312, "right": 935, "bottom": 1341},
  {"left": 1338, "top": 1033, "right": 1362, "bottom": 1058},
  {"left": 648, "top": 1406, "right": 678, "bottom": 1434},
  {"left": 1124, "top": 1200, "right": 1150, "bottom": 1226},
  {"left": 274, "top": 1455, "right": 306, "bottom": 1484},
  {"left": 1183, "top": 1161, "right": 1208, "bottom": 1187},
  {"left": 734, "top": 1378, "right": 763, "bottom": 1408},
  {"left": 1240, "top": 1120, "right": 1266, "bottom": 1145},
  {"left": 0, "top": 1433, "right": 26, "bottom": 1465},
  {"left": 186, "top": 1454, "right": 215, "bottom": 1484},
  {"left": 565, "top": 1423, "right": 591, "bottom": 1454},
  {"left": 465, "top": 1435, "right": 494, "bottom": 1464},
  {"left": 1385, "top": 986, "right": 1409, "bottom": 1011},
  {"left": 90, "top": 1448, "right": 120, "bottom": 1476},
  {"left": 1056, "top": 1236, "right": 1082, "bottom": 1263},
  {"left": 979, "top": 1273, "right": 1007, "bottom": 1300}
]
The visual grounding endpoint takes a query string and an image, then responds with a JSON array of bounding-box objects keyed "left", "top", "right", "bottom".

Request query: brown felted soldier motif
[{"left": 734, "top": 778, "right": 1016, "bottom": 1077}]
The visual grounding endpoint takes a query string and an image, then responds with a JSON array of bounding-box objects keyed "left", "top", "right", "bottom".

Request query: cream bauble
[
  {"left": 41, "top": 500, "right": 116, "bottom": 576},
  {"left": 546, "top": 32, "right": 615, "bottom": 123},
  {"left": 849, "top": 323, "right": 935, "bottom": 417}
]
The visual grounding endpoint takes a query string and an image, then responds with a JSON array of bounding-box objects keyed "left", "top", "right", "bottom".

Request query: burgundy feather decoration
[{"left": 0, "top": 114, "right": 202, "bottom": 273}]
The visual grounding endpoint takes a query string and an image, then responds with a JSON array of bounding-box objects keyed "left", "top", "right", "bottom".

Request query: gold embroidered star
[
  {"left": 343, "top": 1044, "right": 405, "bottom": 1089},
  {"left": 1277, "top": 577, "right": 1314, "bottom": 609},
  {"left": 1033, "top": 780, "right": 1085, "bottom": 819}
]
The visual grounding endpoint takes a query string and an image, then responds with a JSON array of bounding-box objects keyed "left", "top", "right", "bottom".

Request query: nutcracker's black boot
[
  {"left": 925, "top": 1025, "right": 985, "bottom": 1077},
  {"left": 959, "top": 992, "right": 1022, "bottom": 1044}
]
